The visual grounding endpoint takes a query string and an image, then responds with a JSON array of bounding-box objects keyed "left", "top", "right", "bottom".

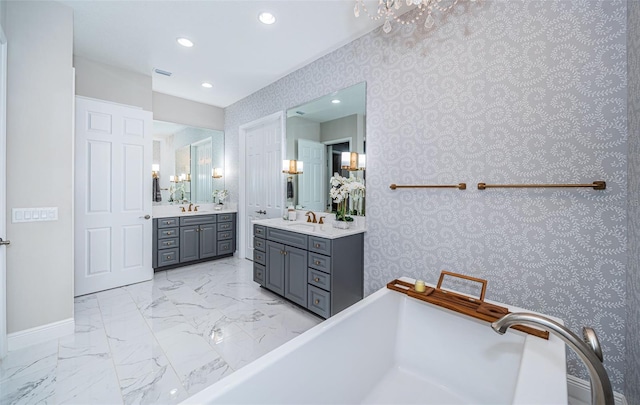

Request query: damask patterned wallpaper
[
  {"left": 224, "top": 0, "right": 629, "bottom": 392},
  {"left": 626, "top": 0, "right": 640, "bottom": 402}
]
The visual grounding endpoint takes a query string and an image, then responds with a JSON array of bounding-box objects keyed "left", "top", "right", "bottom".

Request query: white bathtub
[{"left": 184, "top": 282, "right": 567, "bottom": 404}]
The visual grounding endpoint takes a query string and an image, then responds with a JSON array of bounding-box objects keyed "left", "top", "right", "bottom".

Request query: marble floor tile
[
  {"left": 120, "top": 365, "right": 187, "bottom": 405},
  {"left": 0, "top": 339, "right": 59, "bottom": 383},
  {"left": 0, "top": 364, "right": 57, "bottom": 405},
  {"left": 0, "top": 257, "right": 323, "bottom": 404}
]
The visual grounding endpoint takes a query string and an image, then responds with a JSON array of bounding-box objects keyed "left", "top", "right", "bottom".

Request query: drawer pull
[
  {"left": 315, "top": 260, "right": 321, "bottom": 265},
  {"left": 315, "top": 243, "right": 321, "bottom": 248},
  {"left": 314, "top": 277, "right": 320, "bottom": 282},
  {"left": 167, "top": 256, "right": 172, "bottom": 260},
  {"left": 166, "top": 231, "right": 173, "bottom": 235},
  {"left": 165, "top": 221, "right": 171, "bottom": 225},
  {"left": 314, "top": 299, "right": 320, "bottom": 305}
]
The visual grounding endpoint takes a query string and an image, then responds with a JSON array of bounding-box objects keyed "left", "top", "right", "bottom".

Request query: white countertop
[
  {"left": 252, "top": 217, "right": 366, "bottom": 240},
  {"left": 152, "top": 203, "right": 237, "bottom": 219}
]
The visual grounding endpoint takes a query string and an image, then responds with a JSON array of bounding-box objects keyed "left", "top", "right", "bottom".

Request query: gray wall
[
  {"left": 225, "top": 0, "right": 629, "bottom": 392},
  {"left": 5, "top": 1, "right": 74, "bottom": 333},
  {"left": 74, "top": 55, "right": 153, "bottom": 111},
  {"left": 626, "top": 0, "right": 640, "bottom": 402},
  {"left": 153, "top": 92, "right": 224, "bottom": 131}
]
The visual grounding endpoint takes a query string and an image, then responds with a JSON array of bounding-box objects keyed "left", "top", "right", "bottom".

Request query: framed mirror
[
  {"left": 285, "top": 82, "right": 366, "bottom": 214},
  {"left": 153, "top": 121, "right": 225, "bottom": 204}
]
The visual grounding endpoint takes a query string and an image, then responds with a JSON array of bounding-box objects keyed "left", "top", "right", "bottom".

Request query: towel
[
  {"left": 287, "top": 178, "right": 294, "bottom": 199},
  {"left": 153, "top": 177, "right": 162, "bottom": 202}
]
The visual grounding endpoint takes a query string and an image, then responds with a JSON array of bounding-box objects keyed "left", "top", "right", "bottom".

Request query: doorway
[{"left": 239, "top": 111, "right": 285, "bottom": 259}]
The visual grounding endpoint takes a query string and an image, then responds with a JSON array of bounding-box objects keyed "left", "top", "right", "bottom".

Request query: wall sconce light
[
  {"left": 341, "top": 152, "right": 366, "bottom": 171},
  {"left": 152, "top": 164, "right": 160, "bottom": 178},
  {"left": 169, "top": 175, "right": 176, "bottom": 183},
  {"left": 178, "top": 173, "right": 191, "bottom": 182},
  {"left": 282, "top": 160, "right": 303, "bottom": 175},
  {"left": 212, "top": 167, "right": 223, "bottom": 178}
]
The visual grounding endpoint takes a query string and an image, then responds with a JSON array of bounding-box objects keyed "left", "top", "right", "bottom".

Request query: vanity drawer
[
  {"left": 253, "top": 249, "right": 266, "bottom": 265},
  {"left": 253, "top": 263, "right": 265, "bottom": 286},
  {"left": 158, "top": 237, "right": 179, "bottom": 250},
  {"left": 308, "top": 285, "right": 330, "bottom": 319},
  {"left": 266, "top": 227, "right": 308, "bottom": 250},
  {"left": 218, "top": 213, "right": 235, "bottom": 222},
  {"left": 157, "top": 217, "right": 179, "bottom": 228},
  {"left": 217, "top": 240, "right": 234, "bottom": 256},
  {"left": 158, "top": 227, "right": 178, "bottom": 239},
  {"left": 217, "top": 230, "right": 233, "bottom": 241},
  {"left": 217, "top": 222, "right": 234, "bottom": 231},
  {"left": 308, "top": 236, "right": 331, "bottom": 256},
  {"left": 308, "top": 252, "right": 331, "bottom": 274},
  {"left": 254, "top": 237, "right": 266, "bottom": 252},
  {"left": 180, "top": 215, "right": 216, "bottom": 226},
  {"left": 308, "top": 268, "right": 330, "bottom": 291},
  {"left": 254, "top": 224, "right": 266, "bottom": 238},
  {"left": 158, "top": 248, "right": 179, "bottom": 267}
]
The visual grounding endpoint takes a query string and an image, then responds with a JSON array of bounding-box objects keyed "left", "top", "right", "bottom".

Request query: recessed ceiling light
[
  {"left": 202, "top": 82, "right": 213, "bottom": 88},
  {"left": 258, "top": 12, "right": 276, "bottom": 25},
  {"left": 331, "top": 99, "right": 341, "bottom": 104},
  {"left": 177, "top": 37, "right": 194, "bottom": 48}
]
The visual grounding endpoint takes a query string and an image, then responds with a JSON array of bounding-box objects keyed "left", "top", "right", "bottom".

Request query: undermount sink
[{"left": 286, "top": 222, "right": 316, "bottom": 231}]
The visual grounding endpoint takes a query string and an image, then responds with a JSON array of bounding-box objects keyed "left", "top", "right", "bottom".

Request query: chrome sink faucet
[{"left": 492, "top": 313, "right": 614, "bottom": 405}]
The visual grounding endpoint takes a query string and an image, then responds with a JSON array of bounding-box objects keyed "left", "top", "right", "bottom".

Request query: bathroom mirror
[
  {"left": 153, "top": 121, "right": 225, "bottom": 204},
  {"left": 285, "top": 82, "right": 366, "bottom": 214}
]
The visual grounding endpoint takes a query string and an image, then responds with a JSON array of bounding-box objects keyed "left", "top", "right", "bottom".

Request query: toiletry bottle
[{"left": 288, "top": 206, "right": 296, "bottom": 221}]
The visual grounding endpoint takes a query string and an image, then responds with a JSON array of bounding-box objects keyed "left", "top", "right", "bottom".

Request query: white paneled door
[
  {"left": 241, "top": 112, "right": 284, "bottom": 259},
  {"left": 298, "top": 138, "right": 326, "bottom": 212},
  {"left": 74, "top": 97, "right": 153, "bottom": 297}
]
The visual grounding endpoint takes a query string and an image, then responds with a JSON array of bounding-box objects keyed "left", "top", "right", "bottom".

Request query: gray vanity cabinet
[
  {"left": 252, "top": 223, "right": 363, "bottom": 319},
  {"left": 265, "top": 240, "right": 285, "bottom": 295},
  {"left": 179, "top": 225, "right": 200, "bottom": 262},
  {"left": 265, "top": 240, "right": 308, "bottom": 307},
  {"left": 153, "top": 213, "right": 236, "bottom": 270}
]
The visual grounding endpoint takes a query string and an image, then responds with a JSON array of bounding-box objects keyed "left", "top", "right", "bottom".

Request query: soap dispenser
[{"left": 287, "top": 206, "right": 296, "bottom": 221}]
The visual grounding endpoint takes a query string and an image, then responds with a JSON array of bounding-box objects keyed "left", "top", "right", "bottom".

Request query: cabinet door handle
[
  {"left": 314, "top": 277, "right": 320, "bottom": 282},
  {"left": 315, "top": 260, "right": 321, "bottom": 265},
  {"left": 314, "top": 299, "right": 320, "bottom": 305},
  {"left": 315, "top": 243, "right": 321, "bottom": 248},
  {"left": 167, "top": 256, "right": 172, "bottom": 260}
]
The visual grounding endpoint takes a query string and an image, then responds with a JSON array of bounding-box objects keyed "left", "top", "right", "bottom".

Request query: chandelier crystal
[{"left": 354, "top": 0, "right": 474, "bottom": 34}]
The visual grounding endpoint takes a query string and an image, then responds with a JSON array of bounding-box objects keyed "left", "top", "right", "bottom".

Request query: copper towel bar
[
  {"left": 390, "top": 183, "right": 467, "bottom": 190},
  {"left": 477, "top": 181, "right": 606, "bottom": 190}
]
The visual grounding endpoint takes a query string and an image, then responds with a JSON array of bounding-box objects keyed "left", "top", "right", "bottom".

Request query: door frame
[
  {"left": 0, "top": 25, "right": 8, "bottom": 359},
  {"left": 0, "top": 23, "right": 7, "bottom": 358},
  {"left": 238, "top": 111, "right": 285, "bottom": 259}
]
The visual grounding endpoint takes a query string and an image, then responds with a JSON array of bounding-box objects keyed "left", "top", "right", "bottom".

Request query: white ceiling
[{"left": 62, "top": 0, "right": 384, "bottom": 108}]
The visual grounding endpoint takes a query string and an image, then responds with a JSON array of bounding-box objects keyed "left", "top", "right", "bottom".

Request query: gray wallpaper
[
  {"left": 626, "top": 0, "right": 640, "bottom": 402},
  {"left": 225, "top": 0, "right": 629, "bottom": 392}
]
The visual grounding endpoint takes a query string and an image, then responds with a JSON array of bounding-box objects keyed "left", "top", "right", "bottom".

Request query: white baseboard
[
  {"left": 567, "top": 375, "right": 627, "bottom": 405},
  {"left": 7, "top": 318, "right": 74, "bottom": 351}
]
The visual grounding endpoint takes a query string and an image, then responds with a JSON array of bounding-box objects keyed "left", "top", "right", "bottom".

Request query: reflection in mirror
[
  {"left": 286, "top": 82, "right": 366, "bottom": 214},
  {"left": 152, "top": 121, "right": 225, "bottom": 204}
]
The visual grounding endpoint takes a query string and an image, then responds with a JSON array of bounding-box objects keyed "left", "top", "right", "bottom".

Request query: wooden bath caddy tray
[{"left": 387, "top": 271, "right": 549, "bottom": 340}]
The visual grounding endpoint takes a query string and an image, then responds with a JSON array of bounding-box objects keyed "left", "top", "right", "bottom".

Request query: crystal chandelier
[{"left": 354, "top": 0, "right": 474, "bottom": 34}]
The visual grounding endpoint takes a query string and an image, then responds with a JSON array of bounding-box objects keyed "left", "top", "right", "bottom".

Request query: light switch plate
[{"left": 12, "top": 207, "right": 58, "bottom": 223}]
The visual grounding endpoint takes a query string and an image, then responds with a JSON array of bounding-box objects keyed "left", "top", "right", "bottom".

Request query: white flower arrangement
[
  {"left": 213, "top": 189, "right": 229, "bottom": 204},
  {"left": 329, "top": 174, "right": 365, "bottom": 221}
]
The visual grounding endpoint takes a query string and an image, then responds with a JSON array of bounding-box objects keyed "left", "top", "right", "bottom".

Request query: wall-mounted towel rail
[
  {"left": 390, "top": 183, "right": 466, "bottom": 190},
  {"left": 477, "top": 181, "right": 606, "bottom": 190}
]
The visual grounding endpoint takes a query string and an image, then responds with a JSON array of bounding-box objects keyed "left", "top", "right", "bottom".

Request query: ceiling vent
[{"left": 154, "top": 68, "right": 172, "bottom": 77}]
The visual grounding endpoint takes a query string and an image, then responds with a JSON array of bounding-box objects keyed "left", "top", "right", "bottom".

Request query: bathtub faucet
[{"left": 491, "top": 313, "right": 614, "bottom": 405}]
